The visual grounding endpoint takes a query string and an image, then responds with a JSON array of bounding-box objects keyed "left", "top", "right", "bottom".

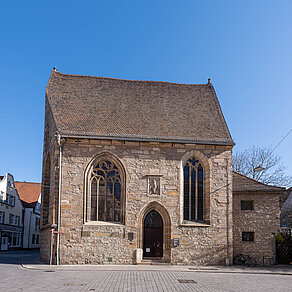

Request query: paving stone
[{"left": 0, "top": 251, "right": 292, "bottom": 292}]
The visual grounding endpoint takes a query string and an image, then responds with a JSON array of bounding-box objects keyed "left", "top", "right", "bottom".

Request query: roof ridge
[
  {"left": 15, "top": 181, "right": 41, "bottom": 184},
  {"left": 51, "top": 70, "right": 210, "bottom": 86},
  {"left": 233, "top": 171, "right": 285, "bottom": 189}
]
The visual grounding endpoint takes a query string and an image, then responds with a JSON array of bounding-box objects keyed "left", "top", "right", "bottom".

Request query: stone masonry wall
[
  {"left": 57, "top": 138, "right": 233, "bottom": 265},
  {"left": 233, "top": 192, "right": 280, "bottom": 265},
  {"left": 40, "top": 98, "right": 59, "bottom": 263}
]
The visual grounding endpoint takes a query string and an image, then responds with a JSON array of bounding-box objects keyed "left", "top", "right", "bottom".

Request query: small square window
[
  {"left": 241, "top": 200, "right": 253, "bottom": 210},
  {"left": 15, "top": 216, "right": 20, "bottom": 226},
  {"left": 242, "top": 232, "right": 254, "bottom": 241}
]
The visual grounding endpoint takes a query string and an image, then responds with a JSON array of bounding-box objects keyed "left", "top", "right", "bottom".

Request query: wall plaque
[
  {"left": 128, "top": 232, "right": 134, "bottom": 241},
  {"left": 173, "top": 238, "right": 180, "bottom": 247}
]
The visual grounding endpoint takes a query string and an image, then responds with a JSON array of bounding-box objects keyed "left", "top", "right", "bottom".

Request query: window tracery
[
  {"left": 183, "top": 157, "right": 204, "bottom": 222},
  {"left": 88, "top": 158, "right": 123, "bottom": 223}
]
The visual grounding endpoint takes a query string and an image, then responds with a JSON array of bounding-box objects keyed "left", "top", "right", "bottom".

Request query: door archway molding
[{"left": 137, "top": 201, "right": 171, "bottom": 262}]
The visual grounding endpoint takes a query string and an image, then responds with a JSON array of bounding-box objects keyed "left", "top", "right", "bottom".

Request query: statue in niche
[{"left": 148, "top": 177, "right": 160, "bottom": 196}]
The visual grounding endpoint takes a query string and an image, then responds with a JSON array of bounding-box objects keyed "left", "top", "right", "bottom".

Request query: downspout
[
  {"left": 21, "top": 208, "right": 25, "bottom": 248},
  {"left": 56, "top": 134, "right": 62, "bottom": 265},
  {"left": 226, "top": 157, "right": 231, "bottom": 266},
  {"left": 27, "top": 211, "right": 32, "bottom": 248}
]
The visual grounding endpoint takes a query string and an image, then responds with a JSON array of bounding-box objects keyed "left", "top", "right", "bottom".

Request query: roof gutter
[{"left": 59, "top": 134, "right": 235, "bottom": 146}]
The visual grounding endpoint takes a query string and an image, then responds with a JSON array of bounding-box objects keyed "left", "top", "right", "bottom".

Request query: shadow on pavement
[{"left": 0, "top": 249, "right": 45, "bottom": 265}]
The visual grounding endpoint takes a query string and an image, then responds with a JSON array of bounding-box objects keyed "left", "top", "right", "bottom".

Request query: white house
[
  {"left": 0, "top": 174, "right": 23, "bottom": 251},
  {"left": 15, "top": 181, "right": 41, "bottom": 249}
]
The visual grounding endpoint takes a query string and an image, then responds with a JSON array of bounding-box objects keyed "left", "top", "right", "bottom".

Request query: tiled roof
[
  {"left": 46, "top": 71, "right": 234, "bottom": 145},
  {"left": 14, "top": 182, "right": 41, "bottom": 204},
  {"left": 21, "top": 200, "right": 38, "bottom": 209},
  {"left": 233, "top": 171, "right": 285, "bottom": 193}
]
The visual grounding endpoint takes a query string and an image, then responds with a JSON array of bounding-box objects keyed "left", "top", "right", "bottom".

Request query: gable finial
[{"left": 208, "top": 78, "right": 211, "bottom": 85}]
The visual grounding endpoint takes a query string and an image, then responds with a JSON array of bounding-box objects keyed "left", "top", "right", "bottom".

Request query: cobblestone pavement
[{"left": 0, "top": 251, "right": 292, "bottom": 292}]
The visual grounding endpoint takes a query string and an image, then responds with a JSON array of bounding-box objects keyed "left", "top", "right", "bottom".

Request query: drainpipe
[
  {"left": 56, "top": 134, "right": 63, "bottom": 265},
  {"left": 226, "top": 157, "right": 231, "bottom": 266},
  {"left": 27, "top": 211, "right": 32, "bottom": 248}
]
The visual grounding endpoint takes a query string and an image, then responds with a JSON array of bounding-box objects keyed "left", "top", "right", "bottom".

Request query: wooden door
[{"left": 143, "top": 210, "right": 163, "bottom": 258}]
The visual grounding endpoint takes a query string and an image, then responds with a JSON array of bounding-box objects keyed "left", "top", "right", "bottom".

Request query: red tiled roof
[
  {"left": 21, "top": 200, "right": 38, "bottom": 208},
  {"left": 233, "top": 171, "right": 285, "bottom": 193},
  {"left": 14, "top": 182, "right": 41, "bottom": 203},
  {"left": 46, "top": 71, "right": 234, "bottom": 145}
]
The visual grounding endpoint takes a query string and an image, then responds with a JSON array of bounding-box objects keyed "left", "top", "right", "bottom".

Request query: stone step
[{"left": 138, "top": 260, "right": 170, "bottom": 265}]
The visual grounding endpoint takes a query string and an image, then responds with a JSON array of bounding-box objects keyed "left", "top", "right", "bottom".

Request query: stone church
[{"left": 40, "top": 70, "right": 283, "bottom": 265}]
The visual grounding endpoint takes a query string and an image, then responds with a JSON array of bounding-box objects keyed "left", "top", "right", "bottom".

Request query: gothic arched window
[
  {"left": 87, "top": 158, "right": 124, "bottom": 223},
  {"left": 183, "top": 157, "right": 204, "bottom": 222}
]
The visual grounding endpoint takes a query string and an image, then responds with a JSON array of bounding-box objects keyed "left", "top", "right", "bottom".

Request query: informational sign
[
  {"left": 173, "top": 238, "right": 180, "bottom": 247},
  {"left": 146, "top": 248, "right": 150, "bottom": 252},
  {"left": 128, "top": 232, "right": 134, "bottom": 241}
]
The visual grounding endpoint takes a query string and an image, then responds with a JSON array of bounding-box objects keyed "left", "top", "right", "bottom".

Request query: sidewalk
[{"left": 21, "top": 258, "right": 292, "bottom": 275}]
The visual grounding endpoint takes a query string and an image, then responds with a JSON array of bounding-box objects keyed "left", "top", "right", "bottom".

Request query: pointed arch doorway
[
  {"left": 137, "top": 202, "right": 171, "bottom": 263},
  {"left": 143, "top": 210, "right": 163, "bottom": 258}
]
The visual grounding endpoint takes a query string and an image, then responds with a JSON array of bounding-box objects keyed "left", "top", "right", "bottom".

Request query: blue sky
[{"left": 0, "top": 0, "right": 291, "bottom": 183}]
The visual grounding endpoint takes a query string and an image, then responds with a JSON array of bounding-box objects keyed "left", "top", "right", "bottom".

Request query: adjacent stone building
[
  {"left": 233, "top": 172, "right": 285, "bottom": 265},
  {"left": 40, "top": 70, "right": 283, "bottom": 266},
  {"left": 280, "top": 187, "right": 292, "bottom": 228}
]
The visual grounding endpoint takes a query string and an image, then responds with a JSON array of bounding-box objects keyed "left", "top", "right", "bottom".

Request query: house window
[
  {"left": 9, "top": 214, "right": 14, "bottom": 225},
  {"left": 242, "top": 232, "right": 254, "bottom": 242},
  {"left": 87, "top": 157, "right": 124, "bottom": 223},
  {"left": 10, "top": 196, "right": 15, "bottom": 206},
  {"left": 5, "top": 195, "right": 15, "bottom": 206},
  {"left": 17, "top": 233, "right": 21, "bottom": 246},
  {"left": 15, "top": 216, "right": 20, "bottom": 226},
  {"left": 32, "top": 234, "right": 35, "bottom": 244},
  {"left": 10, "top": 233, "right": 21, "bottom": 247},
  {"left": 12, "top": 233, "right": 17, "bottom": 246},
  {"left": 183, "top": 157, "right": 204, "bottom": 222},
  {"left": 36, "top": 235, "right": 39, "bottom": 244},
  {"left": 241, "top": 200, "right": 253, "bottom": 210},
  {"left": 35, "top": 218, "right": 40, "bottom": 230},
  {"left": 0, "top": 211, "right": 4, "bottom": 223}
]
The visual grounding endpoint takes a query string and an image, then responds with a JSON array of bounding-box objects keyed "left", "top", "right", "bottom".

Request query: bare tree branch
[{"left": 233, "top": 145, "right": 292, "bottom": 187}]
